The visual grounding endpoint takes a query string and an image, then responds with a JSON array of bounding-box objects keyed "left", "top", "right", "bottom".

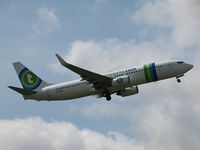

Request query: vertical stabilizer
[{"left": 13, "top": 62, "right": 49, "bottom": 91}]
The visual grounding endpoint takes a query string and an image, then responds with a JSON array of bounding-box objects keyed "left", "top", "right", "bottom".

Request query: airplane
[{"left": 8, "top": 54, "right": 193, "bottom": 101}]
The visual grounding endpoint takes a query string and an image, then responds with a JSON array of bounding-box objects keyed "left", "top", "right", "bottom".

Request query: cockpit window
[{"left": 177, "top": 61, "right": 184, "bottom": 64}]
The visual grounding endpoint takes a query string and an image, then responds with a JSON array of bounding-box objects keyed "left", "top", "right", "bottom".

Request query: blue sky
[{"left": 1, "top": 0, "right": 200, "bottom": 149}]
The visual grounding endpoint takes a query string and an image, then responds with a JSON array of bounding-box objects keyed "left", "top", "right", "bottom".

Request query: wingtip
[
  {"left": 55, "top": 53, "right": 61, "bottom": 60},
  {"left": 55, "top": 53, "right": 66, "bottom": 65},
  {"left": 12, "top": 62, "right": 22, "bottom": 67},
  {"left": 12, "top": 62, "right": 20, "bottom": 65},
  {"left": 55, "top": 53, "right": 59, "bottom": 58}
]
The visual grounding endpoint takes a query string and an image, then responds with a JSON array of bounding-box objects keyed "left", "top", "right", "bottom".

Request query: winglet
[{"left": 55, "top": 53, "right": 67, "bottom": 66}]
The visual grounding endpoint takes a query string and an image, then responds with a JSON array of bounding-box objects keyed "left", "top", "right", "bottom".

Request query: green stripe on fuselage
[
  {"left": 144, "top": 64, "right": 153, "bottom": 82},
  {"left": 144, "top": 64, "right": 149, "bottom": 82}
]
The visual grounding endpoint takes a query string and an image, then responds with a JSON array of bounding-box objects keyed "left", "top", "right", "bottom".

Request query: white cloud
[
  {"left": 70, "top": 101, "right": 133, "bottom": 119},
  {"left": 38, "top": 7, "right": 60, "bottom": 28},
  {"left": 130, "top": 0, "right": 200, "bottom": 47},
  {"left": 168, "top": 0, "right": 200, "bottom": 47},
  {"left": 33, "top": 7, "right": 60, "bottom": 33},
  {"left": 0, "top": 117, "right": 143, "bottom": 150},
  {"left": 130, "top": 1, "right": 171, "bottom": 27}
]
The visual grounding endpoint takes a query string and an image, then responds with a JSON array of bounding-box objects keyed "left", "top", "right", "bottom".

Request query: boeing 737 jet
[{"left": 9, "top": 54, "right": 193, "bottom": 101}]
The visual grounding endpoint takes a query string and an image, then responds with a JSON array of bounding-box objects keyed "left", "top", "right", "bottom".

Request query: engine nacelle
[
  {"left": 112, "top": 75, "right": 130, "bottom": 89},
  {"left": 117, "top": 86, "right": 139, "bottom": 97}
]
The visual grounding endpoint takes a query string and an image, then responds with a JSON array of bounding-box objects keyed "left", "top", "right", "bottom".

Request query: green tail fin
[{"left": 12, "top": 62, "right": 49, "bottom": 90}]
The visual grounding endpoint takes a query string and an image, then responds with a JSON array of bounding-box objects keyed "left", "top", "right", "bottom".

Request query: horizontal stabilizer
[{"left": 8, "top": 86, "right": 37, "bottom": 95}]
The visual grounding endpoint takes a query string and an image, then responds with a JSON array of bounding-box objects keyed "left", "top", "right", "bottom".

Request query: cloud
[
  {"left": 130, "top": 0, "right": 200, "bottom": 47},
  {"left": 70, "top": 101, "right": 133, "bottom": 119},
  {"left": 130, "top": 1, "right": 171, "bottom": 27},
  {"left": 0, "top": 117, "right": 143, "bottom": 150},
  {"left": 33, "top": 7, "right": 60, "bottom": 34}
]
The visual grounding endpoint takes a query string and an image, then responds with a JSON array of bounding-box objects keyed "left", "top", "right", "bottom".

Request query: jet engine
[{"left": 117, "top": 86, "right": 139, "bottom": 97}]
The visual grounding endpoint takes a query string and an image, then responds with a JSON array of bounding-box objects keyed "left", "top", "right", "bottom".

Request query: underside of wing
[{"left": 55, "top": 54, "right": 112, "bottom": 89}]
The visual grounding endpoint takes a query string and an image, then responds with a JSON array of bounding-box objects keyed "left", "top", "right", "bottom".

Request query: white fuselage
[{"left": 25, "top": 61, "right": 193, "bottom": 101}]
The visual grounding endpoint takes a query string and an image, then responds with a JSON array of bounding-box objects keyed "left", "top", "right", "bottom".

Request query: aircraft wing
[{"left": 56, "top": 54, "right": 112, "bottom": 89}]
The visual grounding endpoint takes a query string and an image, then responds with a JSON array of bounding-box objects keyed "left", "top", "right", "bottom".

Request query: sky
[{"left": 1, "top": 0, "right": 200, "bottom": 149}]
